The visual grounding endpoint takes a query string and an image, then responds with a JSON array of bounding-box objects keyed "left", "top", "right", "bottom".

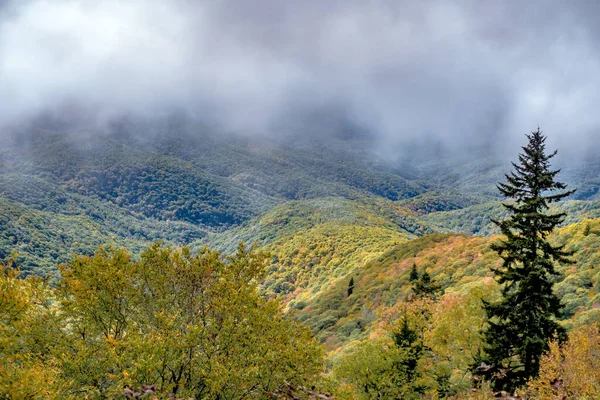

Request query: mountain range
[{"left": 3, "top": 121, "right": 600, "bottom": 359}]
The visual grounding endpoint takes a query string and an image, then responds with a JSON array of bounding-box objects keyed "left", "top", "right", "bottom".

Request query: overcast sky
[{"left": 1, "top": 0, "right": 599, "bottom": 153}]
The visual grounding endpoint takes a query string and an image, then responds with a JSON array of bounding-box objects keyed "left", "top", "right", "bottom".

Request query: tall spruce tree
[{"left": 476, "top": 128, "right": 575, "bottom": 392}]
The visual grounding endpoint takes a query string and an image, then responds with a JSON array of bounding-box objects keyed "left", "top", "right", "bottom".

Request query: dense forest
[{"left": 3, "top": 127, "right": 600, "bottom": 399}]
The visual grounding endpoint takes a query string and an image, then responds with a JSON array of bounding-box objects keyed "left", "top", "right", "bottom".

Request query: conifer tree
[
  {"left": 409, "top": 263, "right": 419, "bottom": 282},
  {"left": 391, "top": 316, "right": 426, "bottom": 396},
  {"left": 347, "top": 276, "right": 354, "bottom": 297},
  {"left": 476, "top": 128, "right": 575, "bottom": 392},
  {"left": 412, "top": 270, "right": 442, "bottom": 299}
]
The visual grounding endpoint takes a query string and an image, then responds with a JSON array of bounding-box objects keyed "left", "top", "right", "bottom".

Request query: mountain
[
  {"left": 3, "top": 123, "right": 600, "bottom": 398},
  {"left": 3, "top": 122, "right": 600, "bottom": 336},
  {"left": 0, "top": 123, "right": 429, "bottom": 275},
  {"left": 2, "top": 122, "right": 600, "bottom": 277}
]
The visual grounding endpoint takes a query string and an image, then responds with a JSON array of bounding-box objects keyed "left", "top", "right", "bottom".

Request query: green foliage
[
  {"left": 4, "top": 128, "right": 600, "bottom": 280},
  {"left": 552, "top": 218, "right": 600, "bottom": 322},
  {"left": 424, "top": 199, "right": 600, "bottom": 237},
  {"left": 335, "top": 338, "right": 428, "bottom": 399},
  {"left": 5, "top": 203, "right": 600, "bottom": 399},
  {"left": 399, "top": 191, "right": 481, "bottom": 215},
  {"left": 56, "top": 243, "right": 325, "bottom": 398},
  {"left": 0, "top": 196, "right": 204, "bottom": 278},
  {"left": 391, "top": 316, "right": 426, "bottom": 395},
  {"left": 425, "top": 283, "right": 499, "bottom": 396},
  {"left": 6, "top": 126, "right": 600, "bottom": 399},
  {"left": 274, "top": 214, "right": 600, "bottom": 366},
  {"left": 2, "top": 134, "right": 271, "bottom": 228},
  {"left": 151, "top": 128, "right": 426, "bottom": 201},
  {"left": 423, "top": 201, "right": 508, "bottom": 236},
  {"left": 477, "top": 129, "right": 574, "bottom": 392},
  {"left": 333, "top": 299, "right": 434, "bottom": 399},
  {"left": 333, "top": 339, "right": 401, "bottom": 398},
  {"left": 203, "top": 197, "right": 422, "bottom": 314},
  {"left": 292, "top": 233, "right": 498, "bottom": 350},
  {"left": 526, "top": 324, "right": 600, "bottom": 399},
  {"left": 1, "top": 243, "right": 325, "bottom": 399},
  {"left": 332, "top": 284, "right": 499, "bottom": 399},
  {"left": 0, "top": 129, "right": 433, "bottom": 276},
  {"left": 204, "top": 196, "right": 431, "bottom": 254}
]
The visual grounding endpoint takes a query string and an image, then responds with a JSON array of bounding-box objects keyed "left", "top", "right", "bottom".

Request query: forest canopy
[{"left": 0, "top": 243, "right": 326, "bottom": 399}]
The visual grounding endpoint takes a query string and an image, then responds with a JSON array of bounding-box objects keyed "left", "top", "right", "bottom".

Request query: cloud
[{"left": 1, "top": 0, "right": 600, "bottom": 153}]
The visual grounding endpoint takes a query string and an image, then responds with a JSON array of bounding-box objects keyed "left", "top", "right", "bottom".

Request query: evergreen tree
[
  {"left": 409, "top": 263, "right": 419, "bottom": 282},
  {"left": 475, "top": 128, "right": 575, "bottom": 392},
  {"left": 412, "top": 271, "right": 442, "bottom": 299},
  {"left": 347, "top": 276, "right": 354, "bottom": 297},
  {"left": 391, "top": 316, "right": 426, "bottom": 397}
]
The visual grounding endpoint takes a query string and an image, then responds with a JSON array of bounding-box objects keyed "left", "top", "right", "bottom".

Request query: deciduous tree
[{"left": 56, "top": 243, "right": 325, "bottom": 398}]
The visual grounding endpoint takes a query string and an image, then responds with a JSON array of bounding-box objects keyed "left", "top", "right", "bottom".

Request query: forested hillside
[
  {"left": 5, "top": 218, "right": 600, "bottom": 398},
  {"left": 4, "top": 127, "right": 600, "bottom": 277},
  {"left": 1, "top": 128, "right": 431, "bottom": 275},
  {"left": 4, "top": 128, "right": 600, "bottom": 398},
  {"left": 288, "top": 217, "right": 600, "bottom": 352}
]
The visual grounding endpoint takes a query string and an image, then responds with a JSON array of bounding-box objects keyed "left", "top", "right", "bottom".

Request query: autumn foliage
[{"left": 0, "top": 244, "right": 325, "bottom": 399}]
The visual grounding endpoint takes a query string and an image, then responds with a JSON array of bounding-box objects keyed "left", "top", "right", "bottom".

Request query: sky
[{"left": 1, "top": 0, "right": 599, "bottom": 154}]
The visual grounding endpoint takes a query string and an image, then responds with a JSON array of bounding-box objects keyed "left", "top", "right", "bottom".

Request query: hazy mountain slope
[
  {"left": 0, "top": 129, "right": 432, "bottom": 274},
  {"left": 397, "top": 191, "right": 481, "bottom": 215},
  {"left": 423, "top": 199, "right": 600, "bottom": 236},
  {"left": 2, "top": 133, "right": 276, "bottom": 227},
  {"left": 3, "top": 127, "right": 600, "bottom": 278},
  {"left": 203, "top": 196, "right": 431, "bottom": 252},
  {"left": 123, "top": 126, "right": 428, "bottom": 201},
  {"left": 0, "top": 196, "right": 204, "bottom": 276}
]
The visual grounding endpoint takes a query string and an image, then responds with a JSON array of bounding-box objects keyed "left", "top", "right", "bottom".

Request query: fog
[{"left": 1, "top": 0, "right": 600, "bottom": 156}]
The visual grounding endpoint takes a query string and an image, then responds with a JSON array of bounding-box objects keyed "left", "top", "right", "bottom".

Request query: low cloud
[{"left": 1, "top": 0, "right": 599, "bottom": 154}]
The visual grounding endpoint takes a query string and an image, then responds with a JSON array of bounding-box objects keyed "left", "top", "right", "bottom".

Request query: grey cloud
[{"left": 1, "top": 0, "right": 600, "bottom": 153}]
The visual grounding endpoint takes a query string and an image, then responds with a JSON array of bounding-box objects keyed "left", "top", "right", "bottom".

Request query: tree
[
  {"left": 0, "top": 261, "right": 64, "bottom": 399},
  {"left": 475, "top": 128, "right": 575, "bottom": 392},
  {"left": 333, "top": 300, "right": 432, "bottom": 399},
  {"left": 333, "top": 339, "right": 400, "bottom": 399},
  {"left": 409, "top": 263, "right": 419, "bottom": 282},
  {"left": 526, "top": 324, "right": 600, "bottom": 399},
  {"left": 424, "top": 283, "right": 498, "bottom": 397},
  {"left": 56, "top": 243, "right": 325, "bottom": 398},
  {"left": 347, "top": 276, "right": 354, "bottom": 297},
  {"left": 412, "top": 270, "right": 442, "bottom": 299},
  {"left": 391, "top": 316, "right": 426, "bottom": 397},
  {"left": 583, "top": 221, "right": 591, "bottom": 236},
  {"left": 0, "top": 244, "right": 325, "bottom": 399}
]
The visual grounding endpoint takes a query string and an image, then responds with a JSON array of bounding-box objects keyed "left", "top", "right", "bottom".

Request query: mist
[{"left": 1, "top": 0, "right": 600, "bottom": 157}]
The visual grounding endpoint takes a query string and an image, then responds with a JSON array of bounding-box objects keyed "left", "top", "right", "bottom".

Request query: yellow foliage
[
  {"left": 0, "top": 244, "right": 326, "bottom": 399},
  {"left": 526, "top": 324, "right": 600, "bottom": 399},
  {"left": 55, "top": 243, "right": 325, "bottom": 398},
  {"left": 0, "top": 261, "right": 66, "bottom": 399},
  {"left": 424, "top": 281, "right": 497, "bottom": 395}
]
